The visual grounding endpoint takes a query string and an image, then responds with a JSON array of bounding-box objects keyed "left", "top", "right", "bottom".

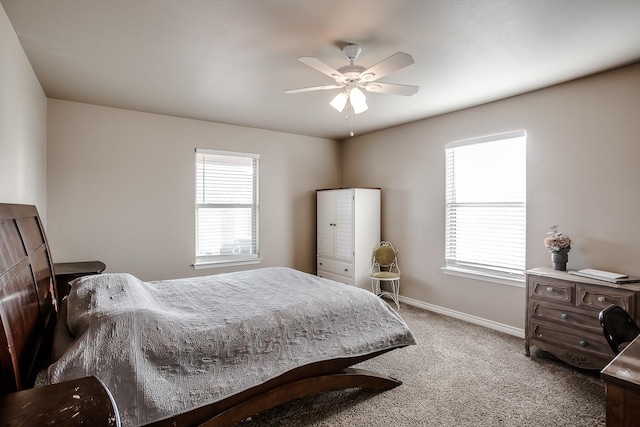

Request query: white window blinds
[
  {"left": 195, "top": 149, "right": 259, "bottom": 266},
  {"left": 445, "top": 130, "right": 526, "bottom": 280}
]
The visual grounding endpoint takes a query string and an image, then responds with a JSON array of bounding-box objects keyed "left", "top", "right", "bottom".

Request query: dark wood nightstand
[
  {"left": 0, "top": 376, "right": 120, "bottom": 426},
  {"left": 54, "top": 261, "right": 106, "bottom": 303}
]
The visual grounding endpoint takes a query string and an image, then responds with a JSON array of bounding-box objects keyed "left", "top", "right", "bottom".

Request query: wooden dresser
[{"left": 525, "top": 267, "right": 640, "bottom": 370}]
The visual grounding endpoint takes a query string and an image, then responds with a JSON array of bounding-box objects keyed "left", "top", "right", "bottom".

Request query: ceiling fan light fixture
[
  {"left": 286, "top": 43, "right": 418, "bottom": 131},
  {"left": 330, "top": 91, "right": 348, "bottom": 112},
  {"left": 349, "top": 87, "right": 368, "bottom": 114}
]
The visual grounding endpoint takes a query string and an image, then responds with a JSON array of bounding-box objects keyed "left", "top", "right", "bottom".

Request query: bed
[{"left": 0, "top": 203, "right": 416, "bottom": 426}]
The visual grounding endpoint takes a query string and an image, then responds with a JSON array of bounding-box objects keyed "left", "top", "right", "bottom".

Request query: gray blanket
[{"left": 48, "top": 267, "right": 416, "bottom": 426}]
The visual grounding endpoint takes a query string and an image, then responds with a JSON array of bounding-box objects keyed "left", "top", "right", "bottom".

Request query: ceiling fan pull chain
[{"left": 349, "top": 105, "right": 355, "bottom": 137}]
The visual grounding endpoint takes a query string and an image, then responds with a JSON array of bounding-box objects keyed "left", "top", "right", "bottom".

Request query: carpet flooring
[{"left": 244, "top": 303, "right": 605, "bottom": 426}]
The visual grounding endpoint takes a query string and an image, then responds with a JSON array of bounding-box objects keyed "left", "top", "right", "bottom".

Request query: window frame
[
  {"left": 442, "top": 130, "right": 526, "bottom": 287},
  {"left": 193, "top": 148, "right": 261, "bottom": 269}
]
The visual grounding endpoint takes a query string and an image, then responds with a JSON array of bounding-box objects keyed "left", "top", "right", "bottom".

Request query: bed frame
[
  {"left": 0, "top": 203, "right": 57, "bottom": 395},
  {"left": 0, "top": 203, "right": 404, "bottom": 425}
]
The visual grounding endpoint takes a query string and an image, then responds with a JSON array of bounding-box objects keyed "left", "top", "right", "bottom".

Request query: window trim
[
  {"left": 442, "top": 130, "right": 526, "bottom": 286},
  {"left": 193, "top": 148, "right": 261, "bottom": 269}
]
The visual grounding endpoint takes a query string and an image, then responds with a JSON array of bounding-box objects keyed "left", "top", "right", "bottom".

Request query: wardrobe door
[{"left": 333, "top": 189, "right": 354, "bottom": 262}]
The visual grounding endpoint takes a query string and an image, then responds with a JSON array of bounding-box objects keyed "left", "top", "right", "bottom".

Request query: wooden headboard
[{"left": 0, "top": 203, "right": 57, "bottom": 395}]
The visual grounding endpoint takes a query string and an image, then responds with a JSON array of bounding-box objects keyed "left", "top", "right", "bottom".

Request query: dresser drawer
[
  {"left": 526, "top": 338, "right": 611, "bottom": 370},
  {"left": 317, "top": 257, "right": 354, "bottom": 278},
  {"left": 530, "top": 320, "right": 612, "bottom": 359},
  {"left": 529, "top": 300, "right": 602, "bottom": 333},
  {"left": 528, "top": 276, "right": 574, "bottom": 304},
  {"left": 576, "top": 283, "right": 635, "bottom": 312}
]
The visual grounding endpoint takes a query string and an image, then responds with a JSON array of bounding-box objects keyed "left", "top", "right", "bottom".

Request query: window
[
  {"left": 444, "top": 130, "right": 526, "bottom": 284},
  {"left": 195, "top": 149, "right": 260, "bottom": 267}
]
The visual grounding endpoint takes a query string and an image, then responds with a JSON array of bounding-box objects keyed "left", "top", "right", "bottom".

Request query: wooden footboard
[
  {"left": 200, "top": 368, "right": 400, "bottom": 427},
  {"left": 145, "top": 349, "right": 403, "bottom": 427}
]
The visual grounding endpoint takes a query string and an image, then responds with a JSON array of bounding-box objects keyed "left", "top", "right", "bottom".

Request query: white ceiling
[{"left": 3, "top": 1, "right": 640, "bottom": 140}]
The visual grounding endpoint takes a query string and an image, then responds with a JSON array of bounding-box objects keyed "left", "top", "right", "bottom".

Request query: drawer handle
[
  {"left": 344, "top": 268, "right": 349, "bottom": 272},
  {"left": 597, "top": 296, "right": 606, "bottom": 302},
  {"left": 546, "top": 287, "right": 554, "bottom": 293},
  {"left": 561, "top": 313, "right": 569, "bottom": 320},
  {"left": 319, "top": 262, "right": 323, "bottom": 266},
  {"left": 579, "top": 340, "right": 587, "bottom": 347}
]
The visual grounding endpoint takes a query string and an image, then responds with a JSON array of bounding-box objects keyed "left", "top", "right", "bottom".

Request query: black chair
[{"left": 599, "top": 305, "right": 640, "bottom": 355}]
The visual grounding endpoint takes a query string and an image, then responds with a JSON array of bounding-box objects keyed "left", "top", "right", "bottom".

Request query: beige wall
[
  {"left": 47, "top": 100, "right": 341, "bottom": 281},
  {"left": 342, "top": 63, "right": 640, "bottom": 330},
  {"left": 0, "top": 4, "right": 47, "bottom": 222}
]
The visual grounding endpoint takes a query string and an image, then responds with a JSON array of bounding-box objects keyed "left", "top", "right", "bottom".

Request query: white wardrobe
[{"left": 316, "top": 188, "right": 380, "bottom": 290}]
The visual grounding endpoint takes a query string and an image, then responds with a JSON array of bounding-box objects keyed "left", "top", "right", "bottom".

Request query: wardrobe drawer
[
  {"left": 316, "top": 257, "right": 354, "bottom": 278},
  {"left": 528, "top": 276, "right": 574, "bottom": 305},
  {"left": 576, "top": 284, "right": 635, "bottom": 312},
  {"left": 317, "top": 270, "right": 355, "bottom": 286},
  {"left": 529, "top": 300, "right": 602, "bottom": 333}
]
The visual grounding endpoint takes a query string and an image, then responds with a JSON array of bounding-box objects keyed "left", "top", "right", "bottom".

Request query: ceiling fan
[{"left": 284, "top": 43, "right": 419, "bottom": 115}]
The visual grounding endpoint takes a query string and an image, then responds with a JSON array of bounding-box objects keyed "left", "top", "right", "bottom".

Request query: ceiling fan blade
[
  {"left": 284, "top": 84, "right": 343, "bottom": 94},
  {"left": 359, "top": 52, "right": 414, "bottom": 82},
  {"left": 364, "top": 82, "right": 419, "bottom": 96},
  {"left": 298, "top": 57, "right": 346, "bottom": 83}
]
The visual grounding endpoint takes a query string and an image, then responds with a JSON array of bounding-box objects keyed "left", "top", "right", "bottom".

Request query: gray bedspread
[{"left": 48, "top": 267, "right": 416, "bottom": 426}]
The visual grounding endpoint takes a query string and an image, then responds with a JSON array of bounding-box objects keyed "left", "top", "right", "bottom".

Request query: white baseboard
[{"left": 399, "top": 295, "right": 525, "bottom": 339}]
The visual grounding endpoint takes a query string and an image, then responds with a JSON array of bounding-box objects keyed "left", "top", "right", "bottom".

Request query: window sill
[
  {"left": 193, "top": 258, "right": 262, "bottom": 270},
  {"left": 441, "top": 266, "right": 525, "bottom": 288}
]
